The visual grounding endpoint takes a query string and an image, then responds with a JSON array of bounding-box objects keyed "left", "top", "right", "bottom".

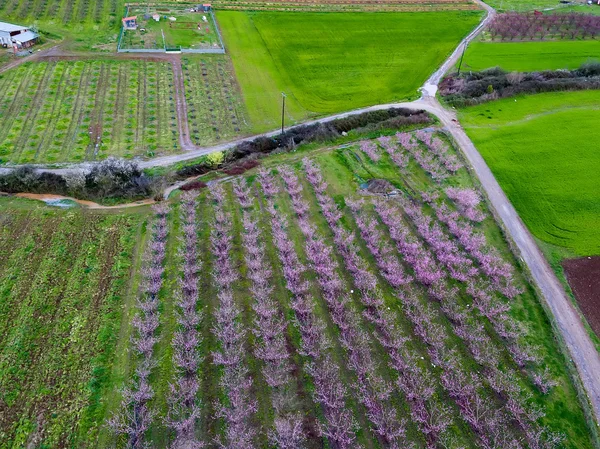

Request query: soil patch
[{"left": 563, "top": 256, "right": 600, "bottom": 338}]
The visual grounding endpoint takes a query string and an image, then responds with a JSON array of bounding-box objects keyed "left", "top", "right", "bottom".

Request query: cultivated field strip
[
  {"left": 0, "top": 60, "right": 179, "bottom": 163},
  {"left": 0, "top": 0, "right": 119, "bottom": 26},
  {"left": 0, "top": 206, "right": 141, "bottom": 448},
  {"left": 182, "top": 57, "right": 250, "bottom": 146},
  {"left": 105, "top": 131, "right": 591, "bottom": 448}
]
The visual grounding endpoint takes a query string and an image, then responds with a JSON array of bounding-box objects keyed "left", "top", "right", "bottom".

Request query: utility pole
[
  {"left": 457, "top": 42, "right": 468, "bottom": 76},
  {"left": 281, "top": 92, "right": 286, "bottom": 135}
]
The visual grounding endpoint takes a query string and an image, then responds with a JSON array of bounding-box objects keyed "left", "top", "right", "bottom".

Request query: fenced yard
[{"left": 118, "top": 5, "right": 225, "bottom": 53}]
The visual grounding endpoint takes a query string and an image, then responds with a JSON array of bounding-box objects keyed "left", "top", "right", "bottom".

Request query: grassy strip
[
  {"left": 458, "top": 90, "right": 600, "bottom": 257},
  {"left": 462, "top": 40, "right": 600, "bottom": 72}
]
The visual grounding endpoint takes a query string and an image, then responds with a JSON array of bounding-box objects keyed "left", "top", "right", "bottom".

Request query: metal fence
[{"left": 117, "top": 6, "right": 226, "bottom": 54}]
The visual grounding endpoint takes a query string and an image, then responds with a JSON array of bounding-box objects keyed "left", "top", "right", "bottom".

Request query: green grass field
[
  {"left": 459, "top": 90, "right": 600, "bottom": 257},
  {"left": 462, "top": 40, "right": 600, "bottom": 72},
  {"left": 218, "top": 10, "right": 483, "bottom": 132}
]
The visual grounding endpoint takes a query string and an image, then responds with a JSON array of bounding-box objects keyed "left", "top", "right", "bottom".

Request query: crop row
[
  {"left": 0, "top": 60, "right": 179, "bottom": 163},
  {"left": 0, "top": 0, "right": 118, "bottom": 25},
  {"left": 0, "top": 205, "right": 140, "bottom": 448},
  {"left": 486, "top": 12, "right": 600, "bottom": 41},
  {"left": 182, "top": 57, "right": 250, "bottom": 146}
]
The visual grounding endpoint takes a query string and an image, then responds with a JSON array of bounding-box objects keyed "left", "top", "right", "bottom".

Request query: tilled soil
[{"left": 563, "top": 256, "right": 600, "bottom": 338}]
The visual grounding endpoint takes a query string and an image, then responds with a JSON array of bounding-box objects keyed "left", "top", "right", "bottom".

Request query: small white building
[{"left": 0, "top": 21, "right": 39, "bottom": 48}]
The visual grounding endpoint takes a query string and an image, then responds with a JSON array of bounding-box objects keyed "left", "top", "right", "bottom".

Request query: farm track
[
  {"left": 171, "top": 56, "right": 194, "bottom": 150},
  {"left": 2, "top": 0, "right": 600, "bottom": 428}
]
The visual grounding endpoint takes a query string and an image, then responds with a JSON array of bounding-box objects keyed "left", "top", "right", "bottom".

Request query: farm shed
[
  {"left": 0, "top": 21, "right": 39, "bottom": 48},
  {"left": 192, "top": 4, "right": 212, "bottom": 12},
  {"left": 122, "top": 16, "right": 138, "bottom": 30}
]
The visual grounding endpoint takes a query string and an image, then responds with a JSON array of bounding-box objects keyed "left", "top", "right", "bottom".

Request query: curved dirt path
[{"left": 13, "top": 193, "right": 155, "bottom": 209}]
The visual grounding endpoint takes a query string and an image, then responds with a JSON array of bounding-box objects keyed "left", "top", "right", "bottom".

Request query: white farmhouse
[{"left": 0, "top": 21, "right": 39, "bottom": 49}]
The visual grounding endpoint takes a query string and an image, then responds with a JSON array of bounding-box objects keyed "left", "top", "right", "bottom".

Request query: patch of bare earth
[{"left": 563, "top": 256, "right": 600, "bottom": 338}]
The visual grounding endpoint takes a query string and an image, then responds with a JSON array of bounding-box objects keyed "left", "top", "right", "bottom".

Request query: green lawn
[
  {"left": 218, "top": 10, "right": 483, "bottom": 132},
  {"left": 459, "top": 90, "right": 600, "bottom": 257},
  {"left": 462, "top": 40, "right": 600, "bottom": 72}
]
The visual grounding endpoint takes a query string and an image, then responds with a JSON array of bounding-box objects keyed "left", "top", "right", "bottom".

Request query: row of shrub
[
  {"left": 177, "top": 108, "right": 431, "bottom": 178},
  {"left": 0, "top": 158, "right": 163, "bottom": 201},
  {"left": 0, "top": 108, "right": 431, "bottom": 202},
  {"left": 440, "top": 62, "right": 600, "bottom": 106}
]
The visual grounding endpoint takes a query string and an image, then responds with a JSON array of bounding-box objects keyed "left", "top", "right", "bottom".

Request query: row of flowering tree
[
  {"left": 232, "top": 179, "right": 308, "bottom": 448},
  {"left": 488, "top": 12, "right": 600, "bottom": 41},
  {"left": 351, "top": 196, "right": 561, "bottom": 448},
  {"left": 300, "top": 159, "right": 458, "bottom": 448},
  {"left": 396, "top": 133, "right": 449, "bottom": 181},
  {"left": 280, "top": 163, "right": 412, "bottom": 448},
  {"left": 209, "top": 185, "right": 257, "bottom": 448},
  {"left": 109, "top": 204, "right": 170, "bottom": 449},
  {"left": 258, "top": 169, "right": 359, "bottom": 448},
  {"left": 300, "top": 158, "right": 549, "bottom": 447},
  {"left": 414, "top": 130, "right": 462, "bottom": 173},
  {"left": 419, "top": 192, "right": 557, "bottom": 391},
  {"left": 372, "top": 196, "right": 561, "bottom": 447},
  {"left": 359, "top": 132, "right": 463, "bottom": 184},
  {"left": 165, "top": 192, "right": 204, "bottom": 449}
]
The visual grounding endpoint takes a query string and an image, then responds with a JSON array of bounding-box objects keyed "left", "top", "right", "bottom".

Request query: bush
[
  {"left": 176, "top": 108, "right": 429, "bottom": 179},
  {"left": 575, "top": 61, "right": 600, "bottom": 77},
  {"left": 441, "top": 62, "right": 600, "bottom": 106},
  {"left": 0, "top": 166, "right": 69, "bottom": 195},
  {"left": 180, "top": 180, "right": 207, "bottom": 191},
  {"left": 0, "top": 157, "right": 159, "bottom": 201},
  {"left": 223, "top": 159, "right": 260, "bottom": 176}
]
